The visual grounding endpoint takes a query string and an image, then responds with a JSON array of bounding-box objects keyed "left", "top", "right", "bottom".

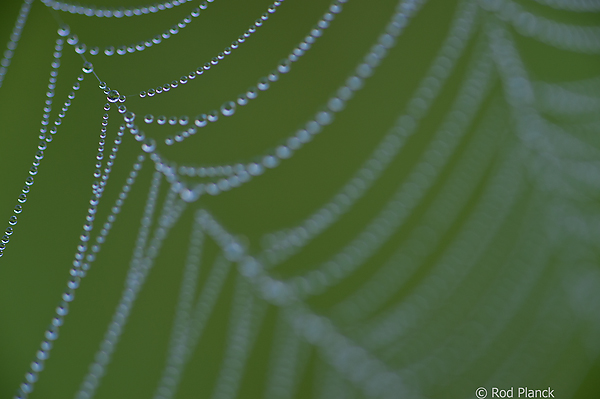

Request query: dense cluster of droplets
[
  {"left": 138, "top": 0, "right": 284, "bottom": 99},
  {"left": 135, "top": 0, "right": 413, "bottom": 203},
  {"left": 3, "top": 0, "right": 600, "bottom": 398},
  {"left": 57, "top": 0, "right": 217, "bottom": 59}
]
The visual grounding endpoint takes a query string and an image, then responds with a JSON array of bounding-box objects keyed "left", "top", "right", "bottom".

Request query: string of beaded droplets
[
  {"left": 0, "top": 36, "right": 75, "bottom": 259},
  {"left": 0, "top": 0, "right": 34, "bottom": 89},
  {"left": 480, "top": 0, "right": 600, "bottom": 53},
  {"left": 59, "top": 0, "right": 216, "bottom": 57},
  {"left": 74, "top": 180, "right": 186, "bottom": 399},
  {"left": 259, "top": 0, "right": 479, "bottom": 265},
  {"left": 530, "top": 0, "right": 600, "bottom": 12},
  {"left": 41, "top": 0, "right": 195, "bottom": 17},
  {"left": 140, "top": 0, "right": 343, "bottom": 147},
  {"left": 14, "top": 153, "right": 146, "bottom": 399},
  {"left": 139, "top": 0, "right": 427, "bottom": 202},
  {"left": 138, "top": 0, "right": 287, "bottom": 100}
]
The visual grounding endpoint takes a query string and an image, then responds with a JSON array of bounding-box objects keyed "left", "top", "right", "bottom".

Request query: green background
[{"left": 0, "top": 0, "right": 599, "bottom": 398}]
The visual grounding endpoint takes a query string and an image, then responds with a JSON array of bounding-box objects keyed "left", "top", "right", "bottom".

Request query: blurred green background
[{"left": 0, "top": 0, "right": 599, "bottom": 398}]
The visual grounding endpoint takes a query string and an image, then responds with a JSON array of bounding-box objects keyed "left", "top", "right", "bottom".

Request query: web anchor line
[
  {"left": 1, "top": 36, "right": 77, "bottom": 260},
  {"left": 14, "top": 153, "right": 146, "bottom": 399}
]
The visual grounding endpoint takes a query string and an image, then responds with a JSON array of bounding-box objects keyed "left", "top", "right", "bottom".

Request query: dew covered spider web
[{"left": 0, "top": 0, "right": 599, "bottom": 398}]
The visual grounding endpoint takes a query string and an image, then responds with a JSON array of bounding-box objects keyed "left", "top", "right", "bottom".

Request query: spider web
[{"left": 0, "top": 0, "right": 599, "bottom": 398}]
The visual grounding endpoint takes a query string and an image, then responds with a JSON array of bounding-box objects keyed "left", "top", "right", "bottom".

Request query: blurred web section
[{"left": 0, "top": 0, "right": 599, "bottom": 398}]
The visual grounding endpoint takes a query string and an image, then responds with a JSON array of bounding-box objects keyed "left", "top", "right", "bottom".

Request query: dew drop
[
  {"left": 194, "top": 114, "right": 207, "bottom": 127},
  {"left": 237, "top": 94, "right": 248, "bottom": 106},
  {"left": 257, "top": 77, "right": 270, "bottom": 91},
  {"left": 277, "top": 59, "right": 291, "bottom": 73},
  {"left": 247, "top": 87, "right": 258, "bottom": 99},
  {"left": 276, "top": 145, "right": 292, "bottom": 159},
  {"left": 14, "top": 205, "right": 23, "bottom": 214},
  {"left": 82, "top": 61, "right": 94, "bottom": 74},
  {"left": 75, "top": 43, "right": 87, "bottom": 54},
  {"left": 57, "top": 24, "right": 70, "bottom": 37},
  {"left": 144, "top": 114, "right": 154, "bottom": 124},
  {"left": 9, "top": 216, "right": 17, "bottom": 226},
  {"left": 316, "top": 110, "right": 333, "bottom": 125},
  {"left": 141, "top": 138, "right": 156, "bottom": 153},
  {"left": 247, "top": 163, "right": 264, "bottom": 176},
  {"left": 124, "top": 111, "right": 135, "bottom": 122},
  {"left": 220, "top": 101, "right": 236, "bottom": 116},
  {"left": 157, "top": 115, "right": 166, "bottom": 125},
  {"left": 263, "top": 155, "right": 279, "bottom": 168},
  {"left": 107, "top": 89, "right": 120, "bottom": 103},
  {"left": 207, "top": 111, "right": 218, "bottom": 122}
]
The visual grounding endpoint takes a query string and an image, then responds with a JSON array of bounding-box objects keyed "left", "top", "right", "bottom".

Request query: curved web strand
[
  {"left": 267, "top": 40, "right": 496, "bottom": 300},
  {"left": 0, "top": 0, "right": 33, "bottom": 89},
  {"left": 153, "top": 253, "right": 233, "bottom": 399},
  {"left": 195, "top": 210, "right": 421, "bottom": 399},
  {"left": 529, "top": 0, "right": 600, "bottom": 12},
  {"left": 355, "top": 147, "right": 525, "bottom": 351},
  {"left": 139, "top": 0, "right": 345, "bottom": 140},
  {"left": 135, "top": 0, "right": 298, "bottom": 102},
  {"left": 333, "top": 99, "right": 508, "bottom": 325},
  {"left": 480, "top": 0, "right": 600, "bottom": 53},
  {"left": 74, "top": 177, "right": 187, "bottom": 399},
  {"left": 487, "top": 17, "right": 600, "bottom": 231},
  {"left": 13, "top": 154, "right": 146, "bottom": 399},
  {"left": 479, "top": 247, "right": 581, "bottom": 390},
  {"left": 1, "top": 36, "right": 69, "bottom": 259},
  {"left": 381, "top": 189, "right": 547, "bottom": 359},
  {"left": 282, "top": 304, "right": 419, "bottom": 399},
  {"left": 534, "top": 80, "right": 600, "bottom": 117},
  {"left": 543, "top": 74, "right": 600, "bottom": 96},
  {"left": 145, "top": 0, "right": 430, "bottom": 195},
  {"left": 42, "top": 0, "right": 195, "bottom": 18},
  {"left": 153, "top": 217, "right": 204, "bottom": 399},
  {"left": 209, "top": 275, "right": 268, "bottom": 399},
  {"left": 56, "top": 0, "right": 221, "bottom": 58},
  {"left": 263, "top": 313, "right": 310, "bottom": 399},
  {"left": 396, "top": 201, "right": 553, "bottom": 391},
  {"left": 258, "top": 0, "right": 480, "bottom": 266}
]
